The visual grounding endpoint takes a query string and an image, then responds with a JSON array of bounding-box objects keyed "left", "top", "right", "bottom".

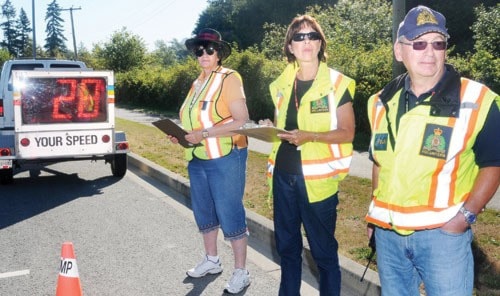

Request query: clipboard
[
  {"left": 152, "top": 119, "right": 202, "bottom": 148},
  {"left": 232, "top": 126, "right": 290, "bottom": 142}
]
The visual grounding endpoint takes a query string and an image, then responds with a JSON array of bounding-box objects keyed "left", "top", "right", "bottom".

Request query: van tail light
[
  {"left": 0, "top": 148, "right": 11, "bottom": 156},
  {"left": 116, "top": 142, "right": 129, "bottom": 151},
  {"left": 0, "top": 99, "right": 4, "bottom": 117}
]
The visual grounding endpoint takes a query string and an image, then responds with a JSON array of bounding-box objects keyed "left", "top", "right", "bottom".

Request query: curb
[{"left": 127, "top": 152, "right": 381, "bottom": 295}]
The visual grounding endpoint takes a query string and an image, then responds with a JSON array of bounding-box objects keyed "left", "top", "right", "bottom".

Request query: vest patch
[
  {"left": 374, "top": 133, "right": 388, "bottom": 150},
  {"left": 420, "top": 124, "right": 452, "bottom": 159},
  {"left": 310, "top": 96, "right": 329, "bottom": 113}
]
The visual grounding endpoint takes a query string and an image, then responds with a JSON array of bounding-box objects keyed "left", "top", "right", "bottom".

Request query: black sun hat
[{"left": 185, "top": 28, "right": 232, "bottom": 60}]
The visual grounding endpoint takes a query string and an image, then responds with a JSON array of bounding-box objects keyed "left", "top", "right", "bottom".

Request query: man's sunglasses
[
  {"left": 399, "top": 40, "right": 447, "bottom": 51},
  {"left": 292, "top": 32, "right": 321, "bottom": 42},
  {"left": 194, "top": 45, "right": 217, "bottom": 57}
]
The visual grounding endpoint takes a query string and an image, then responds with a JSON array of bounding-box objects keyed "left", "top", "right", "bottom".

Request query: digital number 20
[{"left": 52, "top": 78, "right": 104, "bottom": 119}]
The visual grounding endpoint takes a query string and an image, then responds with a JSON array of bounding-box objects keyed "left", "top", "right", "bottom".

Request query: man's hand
[{"left": 441, "top": 211, "right": 470, "bottom": 234}]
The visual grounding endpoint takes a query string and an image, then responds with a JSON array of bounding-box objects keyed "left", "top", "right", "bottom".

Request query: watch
[
  {"left": 202, "top": 129, "right": 209, "bottom": 138},
  {"left": 459, "top": 206, "right": 477, "bottom": 225}
]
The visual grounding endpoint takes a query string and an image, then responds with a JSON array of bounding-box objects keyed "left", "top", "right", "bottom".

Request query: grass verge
[{"left": 116, "top": 117, "right": 499, "bottom": 295}]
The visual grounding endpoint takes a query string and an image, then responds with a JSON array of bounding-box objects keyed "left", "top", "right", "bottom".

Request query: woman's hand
[
  {"left": 185, "top": 130, "right": 204, "bottom": 144},
  {"left": 278, "top": 129, "right": 317, "bottom": 146},
  {"left": 167, "top": 134, "right": 179, "bottom": 145},
  {"left": 258, "top": 119, "right": 274, "bottom": 126}
]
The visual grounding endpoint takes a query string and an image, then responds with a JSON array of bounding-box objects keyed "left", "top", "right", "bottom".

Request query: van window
[
  {"left": 8, "top": 64, "right": 44, "bottom": 91},
  {"left": 49, "top": 64, "right": 84, "bottom": 69}
]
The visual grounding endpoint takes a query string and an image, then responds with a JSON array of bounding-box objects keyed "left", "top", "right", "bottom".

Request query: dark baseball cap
[{"left": 397, "top": 6, "right": 449, "bottom": 40}]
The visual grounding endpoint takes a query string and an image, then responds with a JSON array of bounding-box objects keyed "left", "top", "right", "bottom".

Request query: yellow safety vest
[
  {"left": 268, "top": 62, "right": 355, "bottom": 203},
  {"left": 180, "top": 67, "right": 243, "bottom": 160},
  {"left": 366, "top": 71, "right": 498, "bottom": 234}
]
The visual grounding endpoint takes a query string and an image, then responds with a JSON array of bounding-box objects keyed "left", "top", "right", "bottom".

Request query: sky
[{"left": 15, "top": 0, "right": 209, "bottom": 51}]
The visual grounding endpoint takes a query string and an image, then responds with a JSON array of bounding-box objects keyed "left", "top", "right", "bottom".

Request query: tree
[
  {"left": 44, "top": 0, "right": 67, "bottom": 57},
  {"left": 95, "top": 27, "right": 147, "bottom": 72},
  {"left": 194, "top": 0, "right": 235, "bottom": 43},
  {"left": 1, "top": 0, "right": 18, "bottom": 56},
  {"left": 470, "top": 4, "right": 499, "bottom": 92},
  {"left": 0, "top": 46, "right": 10, "bottom": 63},
  {"left": 16, "top": 8, "right": 32, "bottom": 57},
  {"left": 472, "top": 4, "right": 499, "bottom": 55},
  {"left": 195, "top": 0, "right": 338, "bottom": 50},
  {"left": 150, "top": 40, "right": 181, "bottom": 67}
]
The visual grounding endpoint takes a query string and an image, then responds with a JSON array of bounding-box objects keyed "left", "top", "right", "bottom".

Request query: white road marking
[{"left": 0, "top": 269, "right": 30, "bottom": 279}]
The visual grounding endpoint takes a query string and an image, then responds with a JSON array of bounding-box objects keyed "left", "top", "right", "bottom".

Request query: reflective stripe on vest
[
  {"left": 368, "top": 78, "right": 490, "bottom": 231},
  {"left": 180, "top": 67, "right": 235, "bottom": 160},
  {"left": 199, "top": 68, "right": 233, "bottom": 159},
  {"left": 301, "top": 69, "right": 352, "bottom": 180}
]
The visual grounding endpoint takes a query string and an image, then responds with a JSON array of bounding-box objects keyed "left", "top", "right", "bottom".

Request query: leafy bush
[{"left": 226, "top": 47, "right": 284, "bottom": 121}]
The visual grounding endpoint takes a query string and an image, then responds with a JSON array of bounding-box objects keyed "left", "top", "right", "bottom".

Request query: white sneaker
[
  {"left": 186, "top": 255, "right": 223, "bottom": 278},
  {"left": 224, "top": 268, "right": 250, "bottom": 294}
]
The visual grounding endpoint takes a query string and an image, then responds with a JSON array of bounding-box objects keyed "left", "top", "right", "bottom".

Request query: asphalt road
[{"left": 0, "top": 161, "right": 288, "bottom": 295}]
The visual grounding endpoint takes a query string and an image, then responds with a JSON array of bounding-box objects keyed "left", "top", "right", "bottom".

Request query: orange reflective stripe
[
  {"left": 370, "top": 93, "right": 385, "bottom": 131},
  {"left": 266, "top": 158, "right": 275, "bottom": 177},
  {"left": 301, "top": 70, "right": 352, "bottom": 180},
  {"left": 196, "top": 68, "right": 233, "bottom": 159},
  {"left": 430, "top": 79, "right": 487, "bottom": 208},
  {"left": 302, "top": 156, "right": 352, "bottom": 179},
  {"left": 369, "top": 78, "right": 492, "bottom": 230},
  {"left": 368, "top": 200, "right": 462, "bottom": 231},
  {"left": 332, "top": 70, "right": 343, "bottom": 90}
]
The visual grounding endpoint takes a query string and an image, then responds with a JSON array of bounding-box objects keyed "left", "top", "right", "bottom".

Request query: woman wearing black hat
[{"left": 169, "top": 28, "right": 250, "bottom": 294}]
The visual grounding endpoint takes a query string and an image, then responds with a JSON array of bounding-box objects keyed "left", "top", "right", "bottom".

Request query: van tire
[
  {"left": 0, "top": 169, "right": 14, "bottom": 185},
  {"left": 111, "top": 154, "right": 127, "bottom": 178}
]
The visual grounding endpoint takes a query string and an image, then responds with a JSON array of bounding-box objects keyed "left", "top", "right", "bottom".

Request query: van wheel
[
  {"left": 0, "top": 169, "right": 14, "bottom": 185},
  {"left": 111, "top": 154, "right": 127, "bottom": 178}
]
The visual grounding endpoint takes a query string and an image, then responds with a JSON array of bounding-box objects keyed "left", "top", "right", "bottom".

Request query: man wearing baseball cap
[{"left": 365, "top": 6, "right": 500, "bottom": 295}]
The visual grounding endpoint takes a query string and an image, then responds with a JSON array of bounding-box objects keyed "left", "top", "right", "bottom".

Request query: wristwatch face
[
  {"left": 202, "top": 130, "right": 209, "bottom": 138},
  {"left": 461, "top": 207, "right": 477, "bottom": 224},
  {"left": 465, "top": 212, "right": 477, "bottom": 224}
]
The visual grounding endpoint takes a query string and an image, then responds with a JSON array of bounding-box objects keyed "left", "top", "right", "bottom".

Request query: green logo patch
[
  {"left": 310, "top": 96, "right": 329, "bottom": 113},
  {"left": 420, "top": 124, "right": 452, "bottom": 159}
]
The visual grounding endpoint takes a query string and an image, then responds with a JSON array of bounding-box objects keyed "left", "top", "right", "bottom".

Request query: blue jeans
[
  {"left": 273, "top": 169, "right": 341, "bottom": 296},
  {"left": 188, "top": 147, "right": 248, "bottom": 240},
  {"left": 375, "top": 227, "right": 474, "bottom": 296}
]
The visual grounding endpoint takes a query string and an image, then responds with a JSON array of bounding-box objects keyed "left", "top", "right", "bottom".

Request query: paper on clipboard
[
  {"left": 232, "top": 126, "right": 290, "bottom": 142},
  {"left": 152, "top": 119, "right": 202, "bottom": 148}
]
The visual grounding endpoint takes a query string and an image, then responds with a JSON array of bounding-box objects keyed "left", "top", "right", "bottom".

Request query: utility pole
[
  {"left": 392, "top": 0, "right": 406, "bottom": 78},
  {"left": 32, "top": 0, "right": 36, "bottom": 58},
  {"left": 60, "top": 6, "right": 82, "bottom": 60}
]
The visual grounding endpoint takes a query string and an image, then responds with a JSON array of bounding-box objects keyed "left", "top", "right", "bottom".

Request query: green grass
[{"left": 116, "top": 117, "right": 499, "bottom": 294}]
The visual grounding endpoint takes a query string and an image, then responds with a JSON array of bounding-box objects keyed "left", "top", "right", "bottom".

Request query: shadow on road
[{"left": 0, "top": 166, "right": 121, "bottom": 230}]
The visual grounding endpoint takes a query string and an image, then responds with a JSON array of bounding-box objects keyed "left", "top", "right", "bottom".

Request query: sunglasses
[
  {"left": 399, "top": 40, "right": 447, "bottom": 51},
  {"left": 194, "top": 45, "right": 217, "bottom": 57},
  {"left": 292, "top": 32, "right": 321, "bottom": 42}
]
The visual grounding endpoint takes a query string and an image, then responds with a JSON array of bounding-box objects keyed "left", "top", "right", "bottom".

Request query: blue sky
[{"left": 15, "top": 0, "right": 208, "bottom": 51}]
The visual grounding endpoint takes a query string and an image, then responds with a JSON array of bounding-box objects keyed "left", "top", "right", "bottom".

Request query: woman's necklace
[
  {"left": 189, "top": 77, "right": 209, "bottom": 111},
  {"left": 293, "top": 78, "right": 300, "bottom": 111}
]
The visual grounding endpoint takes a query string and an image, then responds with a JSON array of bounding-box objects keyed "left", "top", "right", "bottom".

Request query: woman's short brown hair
[{"left": 283, "top": 15, "right": 327, "bottom": 63}]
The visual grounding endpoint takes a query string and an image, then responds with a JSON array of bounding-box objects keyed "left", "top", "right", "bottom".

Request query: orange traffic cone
[{"left": 56, "top": 242, "right": 83, "bottom": 296}]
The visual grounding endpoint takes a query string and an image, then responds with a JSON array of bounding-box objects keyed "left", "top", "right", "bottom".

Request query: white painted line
[{"left": 0, "top": 269, "right": 30, "bottom": 279}]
